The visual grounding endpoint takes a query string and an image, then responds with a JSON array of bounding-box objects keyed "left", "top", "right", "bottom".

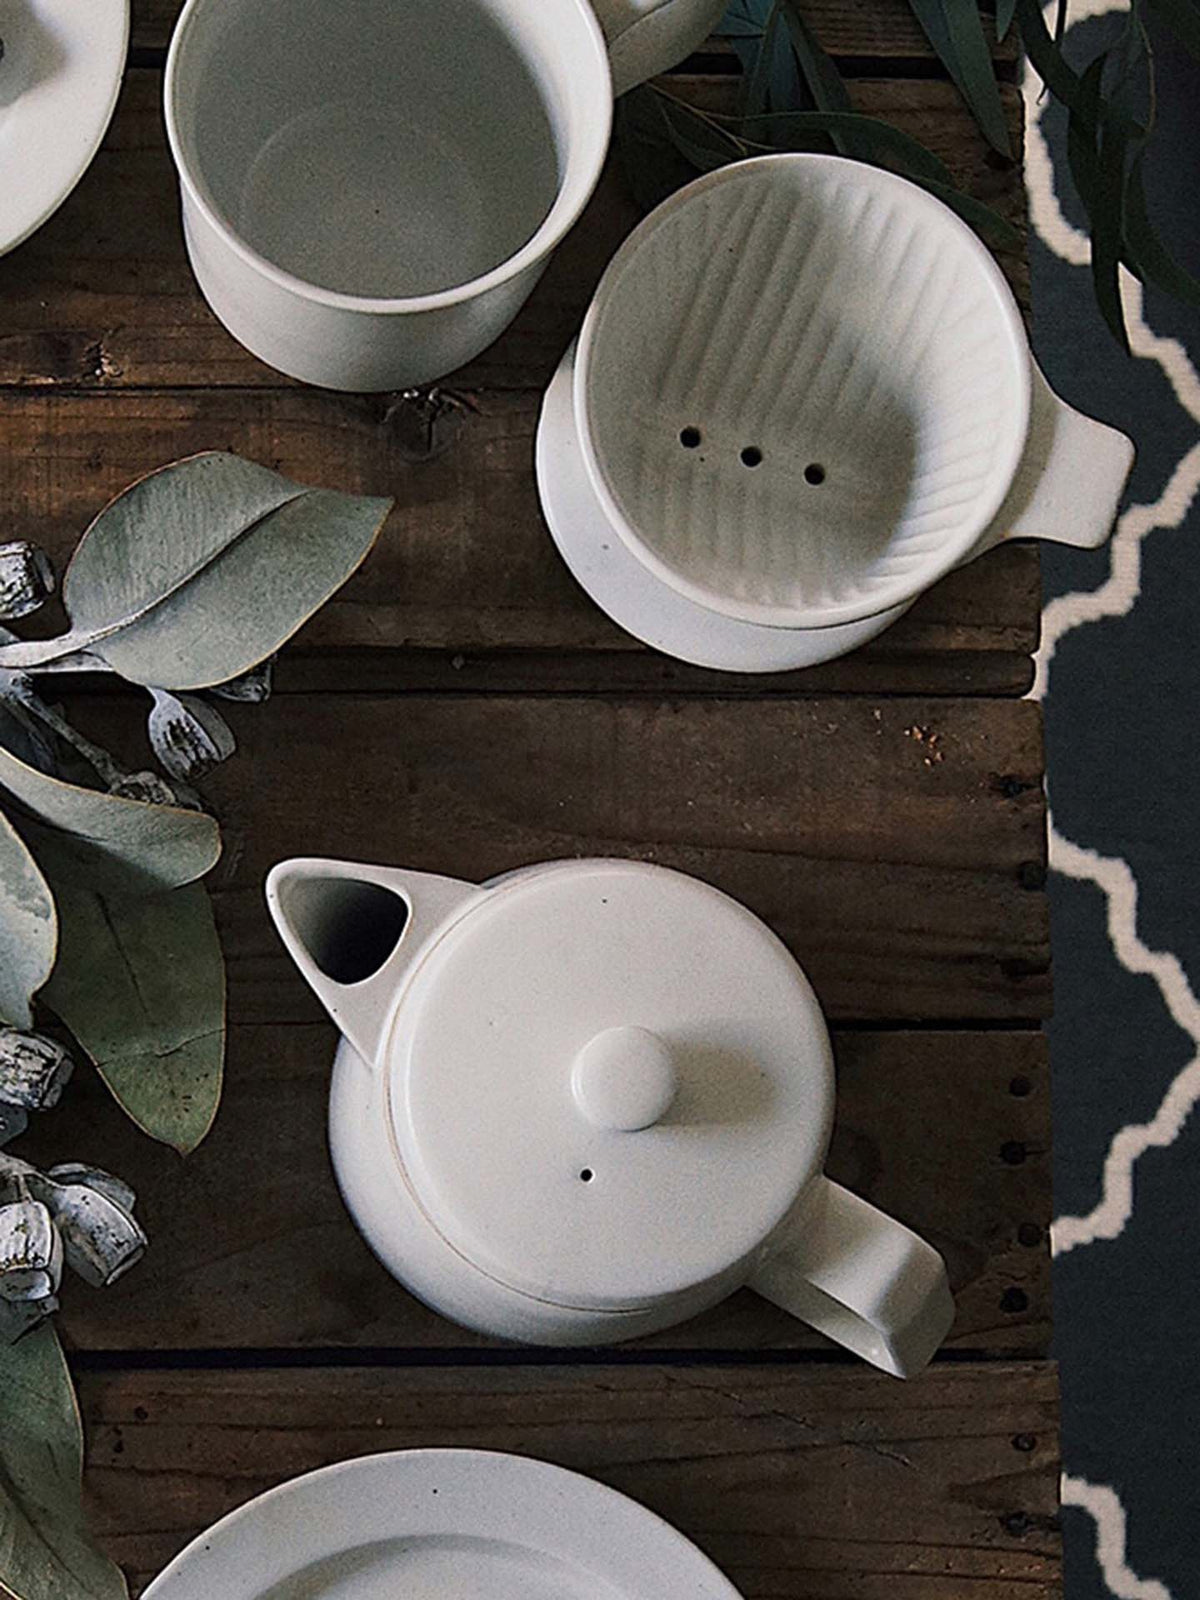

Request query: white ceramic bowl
[
  {"left": 142, "top": 1449, "right": 744, "bottom": 1600},
  {"left": 0, "top": 0, "right": 129, "bottom": 256}
]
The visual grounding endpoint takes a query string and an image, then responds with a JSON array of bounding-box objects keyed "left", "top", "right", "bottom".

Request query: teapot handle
[
  {"left": 591, "top": 0, "right": 728, "bottom": 96},
  {"left": 975, "top": 359, "right": 1135, "bottom": 556},
  {"left": 265, "top": 859, "right": 481, "bottom": 1067},
  {"left": 748, "top": 1176, "right": 955, "bottom": 1378}
]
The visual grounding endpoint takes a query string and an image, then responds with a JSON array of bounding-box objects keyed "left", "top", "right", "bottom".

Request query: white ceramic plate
[
  {"left": 141, "top": 1449, "right": 744, "bottom": 1600},
  {"left": 536, "top": 339, "right": 908, "bottom": 672},
  {"left": 0, "top": 0, "right": 129, "bottom": 256}
]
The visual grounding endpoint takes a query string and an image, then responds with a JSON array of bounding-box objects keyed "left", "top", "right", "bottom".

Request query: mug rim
[
  {"left": 573, "top": 153, "right": 1033, "bottom": 633},
  {"left": 163, "top": 0, "right": 614, "bottom": 316}
]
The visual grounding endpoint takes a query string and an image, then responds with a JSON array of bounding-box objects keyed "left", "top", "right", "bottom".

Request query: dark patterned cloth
[{"left": 1026, "top": 10, "right": 1200, "bottom": 1595}]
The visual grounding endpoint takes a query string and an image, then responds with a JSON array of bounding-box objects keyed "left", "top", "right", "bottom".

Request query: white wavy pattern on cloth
[
  {"left": 1023, "top": 5, "right": 1197, "bottom": 1595},
  {"left": 1026, "top": 2, "right": 1200, "bottom": 1259}
]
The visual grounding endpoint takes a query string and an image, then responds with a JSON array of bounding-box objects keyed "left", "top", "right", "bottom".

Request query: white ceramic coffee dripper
[
  {"left": 164, "top": 0, "right": 726, "bottom": 391},
  {"left": 537, "top": 153, "right": 1136, "bottom": 672}
]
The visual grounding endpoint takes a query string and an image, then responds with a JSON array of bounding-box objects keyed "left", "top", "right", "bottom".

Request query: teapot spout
[{"left": 265, "top": 859, "right": 479, "bottom": 1066}]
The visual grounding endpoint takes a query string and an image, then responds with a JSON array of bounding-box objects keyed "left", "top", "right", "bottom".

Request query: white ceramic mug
[{"left": 164, "top": 0, "right": 726, "bottom": 392}]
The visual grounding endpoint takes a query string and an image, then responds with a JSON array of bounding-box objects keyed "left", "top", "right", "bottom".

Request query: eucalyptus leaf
[
  {"left": 614, "top": 91, "right": 710, "bottom": 211},
  {"left": 0, "top": 745, "right": 219, "bottom": 896},
  {"left": 0, "top": 812, "right": 56, "bottom": 1031},
  {"left": 0, "top": 1321, "right": 128, "bottom": 1600},
  {"left": 740, "top": 0, "right": 789, "bottom": 116},
  {"left": 1094, "top": 78, "right": 1131, "bottom": 354},
  {"left": 780, "top": 1, "right": 852, "bottom": 121},
  {"left": 906, "top": 0, "right": 1012, "bottom": 156},
  {"left": 1122, "top": 152, "right": 1200, "bottom": 310},
  {"left": 0, "top": 454, "right": 393, "bottom": 690},
  {"left": 42, "top": 881, "right": 225, "bottom": 1155}
]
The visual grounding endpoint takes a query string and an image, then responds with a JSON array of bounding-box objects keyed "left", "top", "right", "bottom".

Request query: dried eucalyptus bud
[
  {"left": 209, "top": 656, "right": 275, "bottom": 704},
  {"left": 37, "top": 1174, "right": 146, "bottom": 1288},
  {"left": 148, "top": 688, "right": 236, "bottom": 783},
  {"left": 0, "top": 1193, "right": 63, "bottom": 1303},
  {"left": 0, "top": 1104, "right": 28, "bottom": 1149},
  {"left": 0, "top": 542, "right": 55, "bottom": 622},
  {"left": 0, "top": 1029, "right": 75, "bottom": 1111},
  {"left": 47, "top": 1164, "right": 135, "bottom": 1214},
  {"left": 108, "top": 769, "right": 180, "bottom": 806}
]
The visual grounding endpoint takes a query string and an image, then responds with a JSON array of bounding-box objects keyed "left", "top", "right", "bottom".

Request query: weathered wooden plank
[
  {"left": 80, "top": 1361, "right": 1061, "bottom": 1598},
  {"left": 130, "top": 0, "right": 1018, "bottom": 64},
  {"left": 32, "top": 1026, "right": 1049, "bottom": 1354},
  {"left": 0, "top": 73, "right": 1025, "bottom": 394},
  {"left": 0, "top": 388, "right": 1041, "bottom": 693},
  {"left": 54, "top": 690, "right": 1050, "bottom": 1024}
]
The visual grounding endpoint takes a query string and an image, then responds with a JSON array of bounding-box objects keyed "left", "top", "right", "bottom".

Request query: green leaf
[
  {"left": 0, "top": 810, "right": 56, "bottom": 1030},
  {"left": 0, "top": 1322, "right": 128, "bottom": 1600},
  {"left": 0, "top": 746, "right": 219, "bottom": 897},
  {"left": 613, "top": 90, "right": 706, "bottom": 210},
  {"left": 1093, "top": 78, "right": 1132, "bottom": 352},
  {"left": 1122, "top": 151, "right": 1200, "bottom": 309},
  {"left": 996, "top": 0, "right": 1017, "bottom": 42},
  {"left": 781, "top": 1, "right": 852, "bottom": 114},
  {"left": 905, "top": 0, "right": 1012, "bottom": 155},
  {"left": 0, "top": 454, "right": 392, "bottom": 690},
  {"left": 738, "top": 107, "right": 957, "bottom": 184},
  {"left": 625, "top": 92, "right": 1018, "bottom": 247},
  {"left": 42, "top": 880, "right": 225, "bottom": 1155}
]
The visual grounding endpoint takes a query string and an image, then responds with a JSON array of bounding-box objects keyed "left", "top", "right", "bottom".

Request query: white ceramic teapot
[
  {"left": 164, "top": 0, "right": 727, "bottom": 390},
  {"left": 267, "top": 855, "right": 955, "bottom": 1377}
]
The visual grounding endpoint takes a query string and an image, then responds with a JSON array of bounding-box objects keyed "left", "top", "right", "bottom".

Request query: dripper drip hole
[
  {"left": 677, "top": 427, "right": 828, "bottom": 485},
  {"left": 579, "top": 1168, "right": 595, "bottom": 1184}
]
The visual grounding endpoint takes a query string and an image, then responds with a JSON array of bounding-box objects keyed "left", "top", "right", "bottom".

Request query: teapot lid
[{"left": 387, "top": 861, "right": 833, "bottom": 1310}]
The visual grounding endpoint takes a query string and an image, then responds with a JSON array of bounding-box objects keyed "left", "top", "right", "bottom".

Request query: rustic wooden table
[{"left": 4, "top": 3, "right": 1060, "bottom": 1594}]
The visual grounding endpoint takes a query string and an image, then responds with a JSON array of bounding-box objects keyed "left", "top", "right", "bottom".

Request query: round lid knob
[
  {"left": 389, "top": 861, "right": 834, "bottom": 1312},
  {"left": 572, "top": 1027, "right": 678, "bottom": 1131}
]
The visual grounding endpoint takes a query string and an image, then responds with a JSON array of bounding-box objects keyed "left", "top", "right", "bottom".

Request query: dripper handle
[
  {"left": 592, "top": 0, "right": 727, "bottom": 95},
  {"left": 982, "top": 359, "right": 1135, "bottom": 553},
  {"left": 748, "top": 1176, "right": 955, "bottom": 1378},
  {"left": 265, "top": 859, "right": 481, "bottom": 1067}
]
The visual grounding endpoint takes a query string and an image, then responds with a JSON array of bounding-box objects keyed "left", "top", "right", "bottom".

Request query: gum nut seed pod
[
  {"left": 208, "top": 656, "right": 274, "bottom": 703},
  {"left": 47, "top": 1164, "right": 136, "bottom": 1214},
  {"left": 0, "top": 1030, "right": 75, "bottom": 1111},
  {"left": 0, "top": 1196, "right": 63, "bottom": 1302},
  {"left": 148, "top": 688, "right": 236, "bottom": 783},
  {"left": 0, "top": 542, "right": 55, "bottom": 622},
  {"left": 0, "top": 1104, "right": 28, "bottom": 1148},
  {"left": 0, "top": 1293, "right": 57, "bottom": 1345},
  {"left": 108, "top": 769, "right": 179, "bottom": 807},
  {"left": 42, "top": 1180, "right": 147, "bottom": 1288}
]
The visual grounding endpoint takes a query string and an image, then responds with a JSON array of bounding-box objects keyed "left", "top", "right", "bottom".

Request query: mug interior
[
  {"left": 577, "top": 156, "right": 1030, "bottom": 630},
  {"left": 168, "top": 0, "right": 599, "bottom": 301}
]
